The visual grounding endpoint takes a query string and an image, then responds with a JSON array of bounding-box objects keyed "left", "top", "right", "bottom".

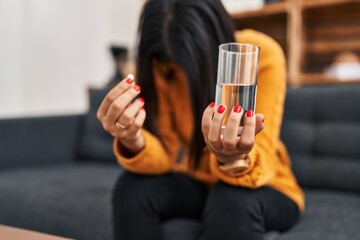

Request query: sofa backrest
[
  {"left": 77, "top": 87, "right": 118, "bottom": 163},
  {"left": 0, "top": 115, "right": 82, "bottom": 169},
  {"left": 281, "top": 84, "right": 360, "bottom": 193}
]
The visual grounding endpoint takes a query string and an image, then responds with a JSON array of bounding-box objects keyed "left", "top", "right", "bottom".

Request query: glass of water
[{"left": 215, "top": 43, "right": 260, "bottom": 134}]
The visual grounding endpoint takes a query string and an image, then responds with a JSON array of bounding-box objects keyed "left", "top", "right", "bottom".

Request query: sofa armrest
[{"left": 0, "top": 114, "right": 83, "bottom": 169}]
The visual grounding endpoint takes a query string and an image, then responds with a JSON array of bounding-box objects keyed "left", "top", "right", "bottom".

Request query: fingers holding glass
[
  {"left": 201, "top": 102, "right": 216, "bottom": 144},
  {"left": 208, "top": 104, "right": 226, "bottom": 150},
  {"left": 203, "top": 102, "right": 260, "bottom": 156},
  {"left": 222, "top": 105, "right": 243, "bottom": 150},
  {"left": 238, "top": 110, "right": 256, "bottom": 151},
  {"left": 255, "top": 113, "right": 265, "bottom": 135}
]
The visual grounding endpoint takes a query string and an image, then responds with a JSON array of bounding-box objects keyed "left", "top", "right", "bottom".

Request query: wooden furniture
[
  {"left": 0, "top": 225, "right": 73, "bottom": 240},
  {"left": 231, "top": 0, "right": 360, "bottom": 85}
]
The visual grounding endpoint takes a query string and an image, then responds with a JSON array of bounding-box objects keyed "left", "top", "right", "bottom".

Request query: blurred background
[
  {"left": 0, "top": 0, "right": 142, "bottom": 118},
  {"left": 1, "top": 0, "right": 359, "bottom": 118}
]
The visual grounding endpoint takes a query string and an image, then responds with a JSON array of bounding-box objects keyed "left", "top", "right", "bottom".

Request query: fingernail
[
  {"left": 139, "top": 97, "right": 144, "bottom": 103},
  {"left": 127, "top": 74, "right": 134, "bottom": 80},
  {"left": 126, "top": 78, "right": 134, "bottom": 84},
  {"left": 246, "top": 110, "right": 254, "bottom": 117},
  {"left": 141, "top": 106, "right": 145, "bottom": 110},
  {"left": 233, "top": 105, "right": 242, "bottom": 113},
  {"left": 217, "top": 105, "right": 225, "bottom": 114},
  {"left": 209, "top": 102, "right": 215, "bottom": 108},
  {"left": 134, "top": 85, "right": 141, "bottom": 91}
]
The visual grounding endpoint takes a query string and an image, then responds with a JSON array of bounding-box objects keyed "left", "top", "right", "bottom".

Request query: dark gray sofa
[{"left": 0, "top": 84, "right": 359, "bottom": 240}]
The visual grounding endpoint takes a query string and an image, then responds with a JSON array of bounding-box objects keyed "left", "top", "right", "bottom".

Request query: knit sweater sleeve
[
  {"left": 113, "top": 129, "right": 175, "bottom": 174},
  {"left": 210, "top": 29, "right": 287, "bottom": 188}
]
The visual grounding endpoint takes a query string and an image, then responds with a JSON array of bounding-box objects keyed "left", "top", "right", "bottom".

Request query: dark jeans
[{"left": 112, "top": 172, "right": 299, "bottom": 240}]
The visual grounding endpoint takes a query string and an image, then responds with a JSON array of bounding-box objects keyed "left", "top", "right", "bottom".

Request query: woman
[{"left": 97, "top": 0, "right": 304, "bottom": 239}]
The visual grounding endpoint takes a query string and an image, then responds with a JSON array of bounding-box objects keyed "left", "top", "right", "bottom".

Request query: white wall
[
  {"left": 0, "top": 0, "right": 142, "bottom": 118},
  {"left": 0, "top": 0, "right": 24, "bottom": 117}
]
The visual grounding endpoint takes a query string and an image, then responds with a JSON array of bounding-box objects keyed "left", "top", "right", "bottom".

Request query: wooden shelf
[
  {"left": 299, "top": 73, "right": 360, "bottom": 85},
  {"left": 306, "top": 40, "right": 360, "bottom": 53},
  {"left": 231, "top": 0, "right": 360, "bottom": 86},
  {"left": 306, "top": 25, "right": 360, "bottom": 38},
  {"left": 302, "top": 0, "right": 359, "bottom": 10},
  {"left": 231, "top": 2, "right": 289, "bottom": 19}
]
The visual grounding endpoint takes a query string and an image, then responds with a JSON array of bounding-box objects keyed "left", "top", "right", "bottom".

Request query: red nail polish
[
  {"left": 126, "top": 78, "right": 134, "bottom": 84},
  {"left": 209, "top": 102, "right": 215, "bottom": 108},
  {"left": 141, "top": 106, "right": 145, "bottom": 110},
  {"left": 133, "top": 85, "right": 141, "bottom": 91},
  {"left": 217, "top": 105, "right": 225, "bottom": 114},
  {"left": 139, "top": 97, "right": 144, "bottom": 102},
  {"left": 246, "top": 110, "right": 254, "bottom": 117},
  {"left": 233, "top": 105, "right": 242, "bottom": 113}
]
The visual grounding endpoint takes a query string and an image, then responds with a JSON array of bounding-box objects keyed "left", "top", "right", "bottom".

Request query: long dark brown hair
[{"left": 136, "top": 0, "right": 235, "bottom": 168}]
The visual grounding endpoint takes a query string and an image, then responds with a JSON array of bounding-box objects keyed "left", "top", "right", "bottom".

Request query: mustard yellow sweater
[{"left": 114, "top": 30, "right": 305, "bottom": 212}]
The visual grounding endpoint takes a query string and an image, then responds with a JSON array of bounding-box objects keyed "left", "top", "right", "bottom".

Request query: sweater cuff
[
  {"left": 113, "top": 129, "right": 157, "bottom": 165},
  {"left": 210, "top": 146, "right": 262, "bottom": 188},
  {"left": 113, "top": 136, "right": 147, "bottom": 164}
]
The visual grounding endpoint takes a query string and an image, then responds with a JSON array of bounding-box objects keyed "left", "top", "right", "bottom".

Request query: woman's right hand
[{"left": 97, "top": 74, "right": 146, "bottom": 154}]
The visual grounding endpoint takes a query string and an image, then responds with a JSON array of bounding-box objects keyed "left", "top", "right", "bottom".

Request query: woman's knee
[
  {"left": 112, "top": 171, "right": 167, "bottom": 221},
  {"left": 204, "top": 181, "right": 264, "bottom": 221},
  {"left": 113, "top": 172, "right": 156, "bottom": 205},
  {"left": 112, "top": 172, "right": 178, "bottom": 209},
  {"left": 203, "top": 182, "right": 271, "bottom": 240}
]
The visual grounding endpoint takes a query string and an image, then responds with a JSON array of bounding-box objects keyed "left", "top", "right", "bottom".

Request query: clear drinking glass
[{"left": 215, "top": 43, "right": 260, "bottom": 134}]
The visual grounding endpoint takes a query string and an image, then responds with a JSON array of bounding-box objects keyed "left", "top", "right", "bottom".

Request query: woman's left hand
[{"left": 201, "top": 103, "right": 265, "bottom": 167}]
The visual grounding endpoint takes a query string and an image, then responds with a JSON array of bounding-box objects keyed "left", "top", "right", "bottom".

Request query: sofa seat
[
  {"left": 1, "top": 163, "right": 360, "bottom": 240},
  {"left": 0, "top": 163, "right": 121, "bottom": 240},
  {"left": 162, "top": 219, "right": 280, "bottom": 240},
  {"left": 279, "top": 190, "right": 360, "bottom": 240},
  {"left": 162, "top": 190, "right": 360, "bottom": 240}
]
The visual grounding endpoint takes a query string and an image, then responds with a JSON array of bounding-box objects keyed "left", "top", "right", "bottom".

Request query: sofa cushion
[
  {"left": 78, "top": 87, "right": 117, "bottom": 163},
  {"left": 0, "top": 162, "right": 121, "bottom": 240},
  {"left": 162, "top": 189, "right": 360, "bottom": 240},
  {"left": 290, "top": 154, "right": 360, "bottom": 193},
  {"left": 281, "top": 85, "right": 360, "bottom": 192},
  {"left": 277, "top": 189, "right": 360, "bottom": 240}
]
